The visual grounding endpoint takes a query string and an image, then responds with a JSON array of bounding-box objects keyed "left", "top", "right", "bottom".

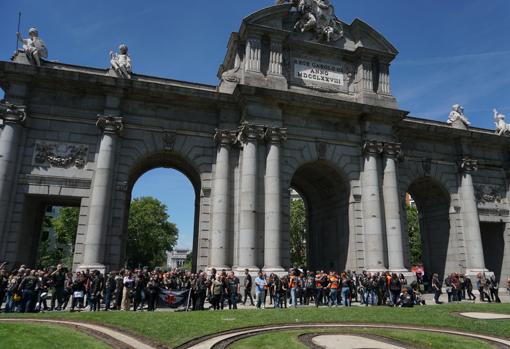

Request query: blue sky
[{"left": 1, "top": 1, "right": 509, "bottom": 248}]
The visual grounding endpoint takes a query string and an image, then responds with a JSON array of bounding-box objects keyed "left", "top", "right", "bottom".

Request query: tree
[
  {"left": 181, "top": 252, "right": 193, "bottom": 271},
  {"left": 290, "top": 198, "right": 307, "bottom": 267},
  {"left": 127, "top": 197, "right": 178, "bottom": 269},
  {"left": 52, "top": 207, "right": 79, "bottom": 246},
  {"left": 407, "top": 204, "right": 422, "bottom": 266},
  {"left": 38, "top": 207, "right": 79, "bottom": 268}
]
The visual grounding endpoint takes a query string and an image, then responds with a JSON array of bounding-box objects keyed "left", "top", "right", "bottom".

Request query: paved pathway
[
  {"left": 0, "top": 318, "right": 158, "bottom": 349},
  {"left": 459, "top": 312, "right": 510, "bottom": 320},
  {"left": 312, "top": 334, "right": 406, "bottom": 349}
]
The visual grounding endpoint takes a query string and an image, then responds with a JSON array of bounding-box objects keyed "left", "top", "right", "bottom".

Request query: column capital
[
  {"left": 459, "top": 157, "right": 478, "bottom": 173},
  {"left": 0, "top": 101, "right": 27, "bottom": 126},
  {"left": 265, "top": 127, "right": 287, "bottom": 144},
  {"left": 237, "top": 122, "right": 265, "bottom": 143},
  {"left": 96, "top": 114, "right": 124, "bottom": 135},
  {"left": 383, "top": 142, "right": 402, "bottom": 159},
  {"left": 214, "top": 129, "right": 237, "bottom": 146},
  {"left": 362, "top": 140, "right": 383, "bottom": 156}
]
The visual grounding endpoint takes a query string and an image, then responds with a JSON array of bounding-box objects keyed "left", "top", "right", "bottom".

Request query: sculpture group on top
[{"left": 279, "top": 0, "right": 343, "bottom": 43}]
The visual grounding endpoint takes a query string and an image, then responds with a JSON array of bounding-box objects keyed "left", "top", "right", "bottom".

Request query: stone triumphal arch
[{"left": 0, "top": 3, "right": 509, "bottom": 282}]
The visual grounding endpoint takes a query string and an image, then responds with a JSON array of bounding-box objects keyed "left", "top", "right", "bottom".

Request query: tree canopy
[
  {"left": 290, "top": 198, "right": 307, "bottom": 268},
  {"left": 127, "top": 197, "right": 178, "bottom": 269},
  {"left": 38, "top": 206, "right": 79, "bottom": 268},
  {"left": 407, "top": 204, "right": 422, "bottom": 266}
]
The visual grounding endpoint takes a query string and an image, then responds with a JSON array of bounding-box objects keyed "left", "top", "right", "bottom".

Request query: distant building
[
  {"left": 405, "top": 193, "right": 416, "bottom": 207},
  {"left": 167, "top": 249, "right": 190, "bottom": 269}
]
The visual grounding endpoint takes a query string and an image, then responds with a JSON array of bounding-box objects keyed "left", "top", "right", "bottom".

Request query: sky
[{"left": 1, "top": 1, "right": 509, "bottom": 249}]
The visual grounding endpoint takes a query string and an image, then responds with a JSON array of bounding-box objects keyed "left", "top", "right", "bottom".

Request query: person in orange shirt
[{"left": 327, "top": 271, "right": 339, "bottom": 306}]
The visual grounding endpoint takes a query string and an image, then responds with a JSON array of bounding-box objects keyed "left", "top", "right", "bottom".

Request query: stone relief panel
[
  {"left": 475, "top": 184, "right": 505, "bottom": 204},
  {"left": 33, "top": 141, "right": 88, "bottom": 169}
]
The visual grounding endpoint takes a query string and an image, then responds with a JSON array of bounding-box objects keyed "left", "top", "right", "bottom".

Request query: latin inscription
[{"left": 294, "top": 59, "right": 344, "bottom": 86}]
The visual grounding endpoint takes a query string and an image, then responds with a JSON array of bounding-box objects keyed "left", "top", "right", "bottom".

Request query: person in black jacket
[
  {"left": 103, "top": 271, "right": 116, "bottom": 311},
  {"left": 146, "top": 275, "right": 159, "bottom": 311},
  {"left": 18, "top": 270, "right": 39, "bottom": 313}
]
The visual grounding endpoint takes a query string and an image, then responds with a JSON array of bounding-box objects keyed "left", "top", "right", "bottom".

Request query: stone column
[
  {"left": 0, "top": 102, "right": 26, "bottom": 241},
  {"left": 209, "top": 129, "right": 235, "bottom": 270},
  {"left": 245, "top": 36, "right": 262, "bottom": 73},
  {"left": 263, "top": 127, "right": 287, "bottom": 272},
  {"left": 237, "top": 122, "right": 263, "bottom": 271},
  {"left": 459, "top": 158, "right": 487, "bottom": 274},
  {"left": 268, "top": 40, "right": 283, "bottom": 76},
  {"left": 81, "top": 115, "right": 123, "bottom": 271},
  {"left": 382, "top": 142, "right": 406, "bottom": 272},
  {"left": 362, "top": 140, "right": 386, "bottom": 271}
]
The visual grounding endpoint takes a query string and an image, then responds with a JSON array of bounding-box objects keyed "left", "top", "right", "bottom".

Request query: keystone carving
[
  {"left": 34, "top": 142, "right": 88, "bottom": 168},
  {"left": 163, "top": 131, "right": 177, "bottom": 151}
]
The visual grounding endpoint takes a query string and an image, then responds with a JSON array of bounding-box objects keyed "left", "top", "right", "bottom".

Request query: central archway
[
  {"left": 290, "top": 161, "right": 350, "bottom": 271},
  {"left": 123, "top": 152, "right": 201, "bottom": 271}
]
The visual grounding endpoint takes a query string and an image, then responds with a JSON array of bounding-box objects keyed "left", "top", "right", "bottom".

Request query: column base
[
  {"left": 465, "top": 269, "right": 494, "bottom": 279},
  {"left": 77, "top": 264, "right": 106, "bottom": 275},
  {"left": 262, "top": 266, "right": 286, "bottom": 275},
  {"left": 235, "top": 266, "right": 260, "bottom": 276},
  {"left": 207, "top": 266, "right": 232, "bottom": 273}
]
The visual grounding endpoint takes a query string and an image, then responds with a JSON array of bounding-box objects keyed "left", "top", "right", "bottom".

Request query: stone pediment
[
  {"left": 241, "top": 4, "right": 398, "bottom": 56},
  {"left": 218, "top": 3, "right": 399, "bottom": 109}
]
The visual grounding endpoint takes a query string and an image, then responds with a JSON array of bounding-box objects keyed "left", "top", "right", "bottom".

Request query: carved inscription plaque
[{"left": 293, "top": 58, "right": 344, "bottom": 87}]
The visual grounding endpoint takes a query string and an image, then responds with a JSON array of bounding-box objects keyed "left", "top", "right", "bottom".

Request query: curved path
[
  {"left": 179, "top": 323, "right": 510, "bottom": 349},
  {"left": 0, "top": 318, "right": 160, "bottom": 349}
]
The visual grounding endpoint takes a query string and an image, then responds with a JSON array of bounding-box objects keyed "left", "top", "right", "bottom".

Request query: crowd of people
[{"left": 0, "top": 261, "right": 508, "bottom": 313}]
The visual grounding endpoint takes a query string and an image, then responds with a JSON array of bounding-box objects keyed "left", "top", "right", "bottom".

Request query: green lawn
[
  {"left": 229, "top": 329, "right": 495, "bottom": 349},
  {"left": 0, "top": 322, "right": 110, "bottom": 349},
  {"left": 1, "top": 303, "right": 509, "bottom": 348}
]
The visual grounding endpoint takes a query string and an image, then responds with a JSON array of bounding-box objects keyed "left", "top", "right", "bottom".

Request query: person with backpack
[{"left": 431, "top": 273, "right": 442, "bottom": 304}]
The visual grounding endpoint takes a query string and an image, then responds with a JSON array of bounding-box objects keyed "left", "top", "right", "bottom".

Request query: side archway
[{"left": 407, "top": 177, "right": 451, "bottom": 280}]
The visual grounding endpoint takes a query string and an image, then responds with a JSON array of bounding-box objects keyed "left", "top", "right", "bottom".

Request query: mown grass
[
  {"left": 229, "top": 328, "right": 496, "bottom": 349},
  {"left": 0, "top": 322, "right": 110, "bottom": 349},
  {"left": 1, "top": 303, "right": 509, "bottom": 348}
]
